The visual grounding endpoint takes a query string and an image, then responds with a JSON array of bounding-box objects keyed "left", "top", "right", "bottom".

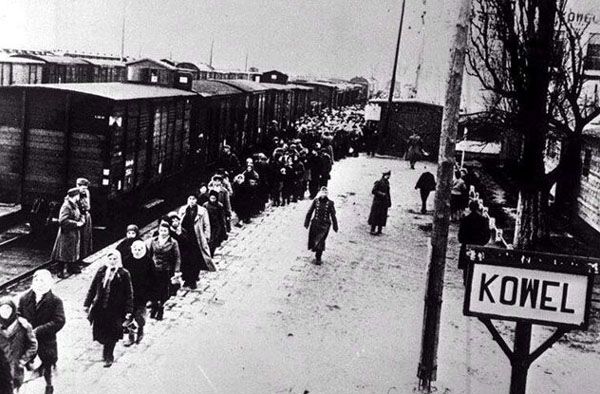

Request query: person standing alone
[
  {"left": 368, "top": 170, "right": 392, "bottom": 235},
  {"left": 304, "top": 187, "right": 338, "bottom": 265},
  {"left": 51, "top": 188, "right": 85, "bottom": 277},
  {"left": 415, "top": 170, "right": 436, "bottom": 214}
]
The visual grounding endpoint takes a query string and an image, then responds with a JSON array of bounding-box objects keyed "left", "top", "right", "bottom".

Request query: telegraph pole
[
  {"left": 417, "top": 0, "right": 472, "bottom": 391},
  {"left": 380, "top": 0, "right": 407, "bottom": 150},
  {"left": 120, "top": 0, "right": 126, "bottom": 60}
]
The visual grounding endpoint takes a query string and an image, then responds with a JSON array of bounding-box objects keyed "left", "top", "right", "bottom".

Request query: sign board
[
  {"left": 464, "top": 246, "right": 595, "bottom": 329},
  {"left": 364, "top": 104, "right": 381, "bottom": 121}
]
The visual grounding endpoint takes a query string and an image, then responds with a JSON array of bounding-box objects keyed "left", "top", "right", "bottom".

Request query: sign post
[{"left": 463, "top": 246, "right": 597, "bottom": 394}]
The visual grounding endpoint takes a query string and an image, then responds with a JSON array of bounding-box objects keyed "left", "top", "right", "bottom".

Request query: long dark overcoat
[
  {"left": 122, "top": 254, "right": 155, "bottom": 308},
  {"left": 78, "top": 189, "right": 93, "bottom": 258},
  {"left": 50, "top": 198, "right": 82, "bottom": 262},
  {"left": 18, "top": 290, "right": 65, "bottom": 366},
  {"left": 83, "top": 266, "right": 133, "bottom": 344},
  {"left": 305, "top": 197, "right": 338, "bottom": 252},
  {"left": 179, "top": 205, "right": 214, "bottom": 271},
  {"left": 204, "top": 201, "right": 227, "bottom": 251},
  {"left": 368, "top": 178, "right": 392, "bottom": 226}
]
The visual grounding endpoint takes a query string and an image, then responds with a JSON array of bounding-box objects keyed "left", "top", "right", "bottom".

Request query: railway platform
[{"left": 14, "top": 155, "right": 600, "bottom": 394}]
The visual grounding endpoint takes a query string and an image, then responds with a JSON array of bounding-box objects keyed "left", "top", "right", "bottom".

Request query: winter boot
[{"left": 124, "top": 331, "right": 135, "bottom": 347}]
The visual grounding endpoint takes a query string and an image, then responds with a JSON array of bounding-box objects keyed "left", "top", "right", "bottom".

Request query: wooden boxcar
[
  {"left": 189, "top": 80, "right": 244, "bottom": 168},
  {"left": 218, "top": 80, "right": 269, "bottom": 155},
  {"left": 0, "top": 82, "right": 196, "bottom": 223},
  {"left": 370, "top": 99, "right": 443, "bottom": 159},
  {"left": 0, "top": 55, "right": 44, "bottom": 86},
  {"left": 81, "top": 58, "right": 127, "bottom": 82},
  {"left": 16, "top": 54, "right": 92, "bottom": 84}
]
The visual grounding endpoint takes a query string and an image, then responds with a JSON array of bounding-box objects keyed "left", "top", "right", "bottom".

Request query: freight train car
[
  {"left": 0, "top": 55, "right": 44, "bottom": 86},
  {"left": 189, "top": 80, "right": 245, "bottom": 169},
  {"left": 0, "top": 82, "right": 196, "bottom": 224}
]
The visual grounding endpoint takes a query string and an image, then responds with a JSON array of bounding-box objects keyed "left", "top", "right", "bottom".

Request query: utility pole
[
  {"left": 417, "top": 0, "right": 472, "bottom": 391},
  {"left": 380, "top": 0, "right": 407, "bottom": 152},
  {"left": 209, "top": 39, "right": 214, "bottom": 68},
  {"left": 120, "top": 0, "right": 126, "bottom": 60},
  {"left": 245, "top": 50, "right": 248, "bottom": 72}
]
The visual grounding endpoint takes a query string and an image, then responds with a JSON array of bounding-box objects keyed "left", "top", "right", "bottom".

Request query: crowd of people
[{"left": 0, "top": 105, "right": 368, "bottom": 393}]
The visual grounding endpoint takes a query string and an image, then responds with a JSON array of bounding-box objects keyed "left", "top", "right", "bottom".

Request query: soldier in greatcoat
[
  {"left": 51, "top": 188, "right": 85, "bottom": 277},
  {"left": 368, "top": 170, "right": 392, "bottom": 235},
  {"left": 76, "top": 178, "right": 93, "bottom": 259},
  {"left": 304, "top": 187, "right": 338, "bottom": 265},
  {"left": 18, "top": 270, "right": 65, "bottom": 394}
]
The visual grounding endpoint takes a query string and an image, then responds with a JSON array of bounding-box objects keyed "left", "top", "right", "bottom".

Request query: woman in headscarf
[
  {"left": 83, "top": 251, "right": 133, "bottom": 368},
  {"left": 203, "top": 190, "right": 228, "bottom": 257},
  {"left": 304, "top": 187, "right": 338, "bottom": 265},
  {"left": 0, "top": 298, "right": 38, "bottom": 391},
  {"left": 17, "top": 270, "right": 65, "bottom": 394},
  {"left": 146, "top": 222, "right": 181, "bottom": 320},
  {"left": 122, "top": 240, "right": 154, "bottom": 346},
  {"left": 115, "top": 224, "right": 141, "bottom": 262}
]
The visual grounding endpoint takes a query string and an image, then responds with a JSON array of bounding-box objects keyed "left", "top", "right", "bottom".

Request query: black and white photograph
[{"left": 0, "top": 0, "right": 599, "bottom": 393}]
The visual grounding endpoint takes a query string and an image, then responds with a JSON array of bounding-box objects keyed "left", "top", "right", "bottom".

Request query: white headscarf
[
  {"left": 103, "top": 250, "right": 123, "bottom": 288},
  {"left": 31, "top": 269, "right": 53, "bottom": 302}
]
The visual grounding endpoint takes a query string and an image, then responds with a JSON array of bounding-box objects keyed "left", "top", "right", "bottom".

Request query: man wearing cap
[
  {"left": 368, "top": 170, "right": 392, "bottom": 235},
  {"left": 51, "top": 188, "right": 86, "bottom": 277},
  {"left": 304, "top": 186, "right": 338, "bottom": 265},
  {"left": 76, "top": 178, "right": 93, "bottom": 259},
  {"left": 18, "top": 270, "right": 65, "bottom": 394}
]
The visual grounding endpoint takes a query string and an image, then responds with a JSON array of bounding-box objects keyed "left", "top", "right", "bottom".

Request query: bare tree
[
  {"left": 467, "top": 0, "right": 561, "bottom": 249},
  {"left": 547, "top": 13, "right": 600, "bottom": 218}
]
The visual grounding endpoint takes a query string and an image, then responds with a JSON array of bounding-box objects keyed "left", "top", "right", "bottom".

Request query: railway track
[{"left": 0, "top": 199, "right": 183, "bottom": 295}]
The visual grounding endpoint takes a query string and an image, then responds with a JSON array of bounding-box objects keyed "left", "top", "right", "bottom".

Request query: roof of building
[
  {"left": 9, "top": 82, "right": 197, "bottom": 100},
  {"left": 126, "top": 58, "right": 178, "bottom": 70},
  {"left": 12, "top": 54, "right": 89, "bottom": 65},
  {"left": 196, "top": 63, "right": 215, "bottom": 72},
  {"left": 286, "top": 83, "right": 313, "bottom": 91},
  {"left": 0, "top": 54, "right": 44, "bottom": 64},
  {"left": 456, "top": 140, "right": 501, "bottom": 155},
  {"left": 219, "top": 79, "right": 268, "bottom": 92},
  {"left": 259, "top": 82, "right": 295, "bottom": 91},
  {"left": 80, "top": 58, "right": 126, "bottom": 67},
  {"left": 191, "top": 80, "right": 243, "bottom": 97}
]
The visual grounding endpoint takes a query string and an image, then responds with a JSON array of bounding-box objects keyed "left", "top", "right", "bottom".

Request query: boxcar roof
[
  {"left": 191, "top": 80, "right": 243, "bottom": 97},
  {"left": 12, "top": 82, "right": 197, "bottom": 101},
  {"left": 259, "top": 82, "right": 295, "bottom": 91},
  {"left": 219, "top": 79, "right": 268, "bottom": 92},
  {"left": 81, "top": 58, "right": 126, "bottom": 67},
  {"left": 14, "top": 54, "right": 89, "bottom": 65},
  {"left": 286, "top": 83, "right": 313, "bottom": 91},
  {"left": 0, "top": 54, "right": 44, "bottom": 64}
]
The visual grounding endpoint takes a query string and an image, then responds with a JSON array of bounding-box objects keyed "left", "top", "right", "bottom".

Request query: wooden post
[
  {"left": 417, "top": 0, "right": 472, "bottom": 390},
  {"left": 379, "top": 0, "right": 407, "bottom": 153}
]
